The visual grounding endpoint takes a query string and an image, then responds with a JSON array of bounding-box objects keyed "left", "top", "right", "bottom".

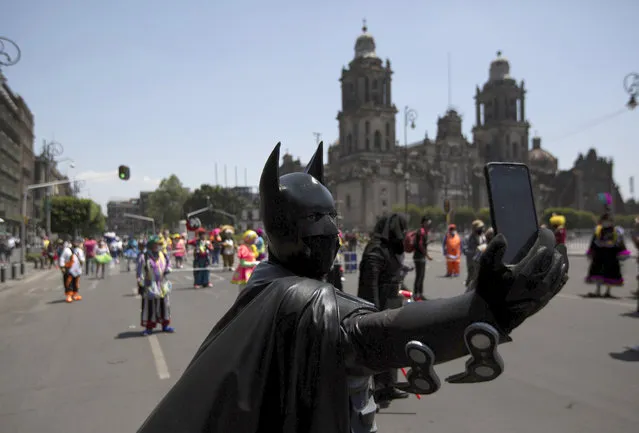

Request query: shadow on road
[
  {"left": 578, "top": 293, "right": 621, "bottom": 299},
  {"left": 609, "top": 348, "right": 639, "bottom": 362},
  {"left": 620, "top": 311, "right": 639, "bottom": 319},
  {"left": 173, "top": 286, "right": 211, "bottom": 291},
  {"left": 115, "top": 331, "right": 145, "bottom": 339},
  {"left": 46, "top": 299, "right": 67, "bottom": 305}
]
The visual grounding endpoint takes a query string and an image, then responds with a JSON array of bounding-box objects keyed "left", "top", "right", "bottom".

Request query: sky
[{"left": 2, "top": 0, "right": 638, "bottom": 211}]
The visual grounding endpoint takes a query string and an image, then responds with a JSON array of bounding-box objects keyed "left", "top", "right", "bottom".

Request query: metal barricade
[{"left": 343, "top": 251, "right": 358, "bottom": 273}]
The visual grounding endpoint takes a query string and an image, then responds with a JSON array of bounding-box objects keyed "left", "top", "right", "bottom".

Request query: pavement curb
[{"left": 0, "top": 269, "right": 56, "bottom": 294}]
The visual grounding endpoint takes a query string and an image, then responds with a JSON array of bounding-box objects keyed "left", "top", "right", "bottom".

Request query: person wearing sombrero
[{"left": 463, "top": 220, "right": 486, "bottom": 287}]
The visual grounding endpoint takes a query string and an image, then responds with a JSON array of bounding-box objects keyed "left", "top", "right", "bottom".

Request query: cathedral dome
[
  {"left": 528, "top": 137, "right": 558, "bottom": 171},
  {"left": 489, "top": 51, "right": 511, "bottom": 81},
  {"left": 354, "top": 22, "right": 377, "bottom": 59}
]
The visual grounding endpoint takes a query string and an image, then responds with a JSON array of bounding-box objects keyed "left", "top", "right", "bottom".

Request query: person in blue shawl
[
  {"left": 254, "top": 228, "right": 267, "bottom": 260},
  {"left": 124, "top": 236, "right": 139, "bottom": 272}
]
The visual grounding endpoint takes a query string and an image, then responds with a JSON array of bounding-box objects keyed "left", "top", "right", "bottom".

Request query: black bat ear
[
  {"left": 304, "top": 141, "right": 324, "bottom": 185},
  {"left": 260, "top": 142, "right": 281, "bottom": 204}
]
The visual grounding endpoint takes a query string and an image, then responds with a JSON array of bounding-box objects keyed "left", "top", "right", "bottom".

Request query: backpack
[{"left": 404, "top": 230, "right": 418, "bottom": 253}]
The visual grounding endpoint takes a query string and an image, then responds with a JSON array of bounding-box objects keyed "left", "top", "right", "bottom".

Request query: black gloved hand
[{"left": 473, "top": 228, "right": 569, "bottom": 334}]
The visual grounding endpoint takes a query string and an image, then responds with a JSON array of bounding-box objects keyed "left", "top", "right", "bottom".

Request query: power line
[{"left": 545, "top": 106, "right": 629, "bottom": 145}]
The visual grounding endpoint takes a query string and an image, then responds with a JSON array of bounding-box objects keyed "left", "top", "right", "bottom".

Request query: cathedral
[{"left": 280, "top": 24, "right": 623, "bottom": 231}]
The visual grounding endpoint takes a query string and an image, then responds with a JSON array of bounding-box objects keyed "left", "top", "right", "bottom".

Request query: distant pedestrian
[
  {"left": 412, "top": 216, "right": 432, "bottom": 300},
  {"left": 59, "top": 237, "right": 86, "bottom": 303},
  {"left": 585, "top": 212, "right": 631, "bottom": 297},
  {"left": 463, "top": 220, "right": 486, "bottom": 287},
  {"left": 136, "top": 236, "right": 174, "bottom": 336}
]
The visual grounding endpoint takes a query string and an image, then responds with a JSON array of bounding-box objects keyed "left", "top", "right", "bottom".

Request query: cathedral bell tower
[
  {"left": 472, "top": 52, "right": 530, "bottom": 163},
  {"left": 326, "top": 23, "right": 401, "bottom": 231},
  {"left": 335, "top": 22, "right": 398, "bottom": 158}
]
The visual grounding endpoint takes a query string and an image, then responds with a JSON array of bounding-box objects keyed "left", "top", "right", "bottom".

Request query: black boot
[{"left": 375, "top": 387, "right": 409, "bottom": 402}]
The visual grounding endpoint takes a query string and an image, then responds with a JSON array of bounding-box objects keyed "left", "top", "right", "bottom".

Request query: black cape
[{"left": 137, "top": 261, "right": 353, "bottom": 433}]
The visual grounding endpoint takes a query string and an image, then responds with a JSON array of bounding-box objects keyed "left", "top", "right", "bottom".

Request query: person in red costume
[{"left": 549, "top": 214, "right": 566, "bottom": 245}]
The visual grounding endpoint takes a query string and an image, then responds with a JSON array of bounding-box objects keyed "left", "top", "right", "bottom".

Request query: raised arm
[{"left": 343, "top": 229, "right": 569, "bottom": 373}]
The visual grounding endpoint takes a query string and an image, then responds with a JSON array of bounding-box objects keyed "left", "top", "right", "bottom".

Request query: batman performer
[{"left": 138, "top": 142, "right": 569, "bottom": 433}]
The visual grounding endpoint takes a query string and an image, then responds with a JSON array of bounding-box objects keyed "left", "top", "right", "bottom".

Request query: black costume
[
  {"left": 412, "top": 218, "right": 430, "bottom": 299},
  {"left": 358, "top": 215, "right": 405, "bottom": 310},
  {"left": 138, "top": 143, "right": 570, "bottom": 433},
  {"left": 358, "top": 214, "right": 409, "bottom": 405}
]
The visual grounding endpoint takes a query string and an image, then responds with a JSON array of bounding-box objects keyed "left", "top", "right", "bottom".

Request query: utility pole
[{"left": 313, "top": 132, "right": 322, "bottom": 146}]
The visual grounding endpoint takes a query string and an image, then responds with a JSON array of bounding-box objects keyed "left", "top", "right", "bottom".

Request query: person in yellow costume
[{"left": 549, "top": 214, "right": 567, "bottom": 245}]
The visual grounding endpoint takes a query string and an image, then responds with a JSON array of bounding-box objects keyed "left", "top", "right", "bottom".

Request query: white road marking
[
  {"left": 184, "top": 276, "right": 193, "bottom": 280},
  {"left": 210, "top": 273, "right": 225, "bottom": 281},
  {"left": 557, "top": 293, "right": 636, "bottom": 308},
  {"left": 148, "top": 335, "right": 170, "bottom": 380},
  {"left": 88, "top": 281, "right": 98, "bottom": 291}
]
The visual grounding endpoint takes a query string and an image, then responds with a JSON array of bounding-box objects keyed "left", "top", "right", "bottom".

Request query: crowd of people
[{"left": 28, "top": 142, "right": 638, "bottom": 432}]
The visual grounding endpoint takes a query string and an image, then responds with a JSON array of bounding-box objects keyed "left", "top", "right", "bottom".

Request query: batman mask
[{"left": 259, "top": 142, "right": 339, "bottom": 279}]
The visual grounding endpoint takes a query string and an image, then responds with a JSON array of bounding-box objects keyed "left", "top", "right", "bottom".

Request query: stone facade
[
  {"left": 284, "top": 27, "right": 623, "bottom": 231},
  {"left": 107, "top": 199, "right": 141, "bottom": 234},
  {"left": 0, "top": 71, "right": 35, "bottom": 236}
]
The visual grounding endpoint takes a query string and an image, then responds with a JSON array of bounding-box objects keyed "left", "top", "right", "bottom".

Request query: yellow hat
[
  {"left": 243, "top": 230, "right": 257, "bottom": 241},
  {"left": 549, "top": 214, "right": 565, "bottom": 227}
]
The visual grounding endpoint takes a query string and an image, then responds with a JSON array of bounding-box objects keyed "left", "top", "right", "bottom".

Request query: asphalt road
[{"left": 0, "top": 254, "right": 637, "bottom": 433}]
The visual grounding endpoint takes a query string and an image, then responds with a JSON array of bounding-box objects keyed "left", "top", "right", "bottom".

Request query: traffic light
[
  {"left": 118, "top": 165, "right": 130, "bottom": 181},
  {"left": 443, "top": 198, "right": 451, "bottom": 213}
]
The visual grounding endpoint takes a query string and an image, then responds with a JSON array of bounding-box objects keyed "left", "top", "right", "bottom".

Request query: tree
[
  {"left": 449, "top": 207, "right": 476, "bottom": 229},
  {"left": 183, "top": 184, "right": 247, "bottom": 227},
  {"left": 51, "top": 196, "right": 106, "bottom": 236},
  {"left": 477, "top": 208, "right": 492, "bottom": 226},
  {"left": 147, "top": 175, "right": 190, "bottom": 230}
]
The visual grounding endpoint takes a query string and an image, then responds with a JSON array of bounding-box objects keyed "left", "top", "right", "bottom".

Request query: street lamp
[
  {"left": 624, "top": 72, "right": 638, "bottom": 110},
  {"left": 403, "top": 106, "right": 418, "bottom": 219},
  {"left": 0, "top": 37, "right": 21, "bottom": 69},
  {"left": 42, "top": 140, "right": 65, "bottom": 237}
]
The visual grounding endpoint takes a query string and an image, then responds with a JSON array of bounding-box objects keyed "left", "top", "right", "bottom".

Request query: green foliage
[
  {"left": 616, "top": 214, "right": 637, "bottom": 228},
  {"left": 541, "top": 207, "right": 595, "bottom": 230},
  {"left": 182, "top": 184, "right": 247, "bottom": 227},
  {"left": 391, "top": 203, "right": 637, "bottom": 231},
  {"left": 450, "top": 207, "right": 476, "bottom": 228},
  {"left": 477, "top": 208, "right": 492, "bottom": 226},
  {"left": 147, "top": 175, "right": 190, "bottom": 229},
  {"left": 50, "top": 196, "right": 105, "bottom": 236},
  {"left": 26, "top": 252, "right": 42, "bottom": 263}
]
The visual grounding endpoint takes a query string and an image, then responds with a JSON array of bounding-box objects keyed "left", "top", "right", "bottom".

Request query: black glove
[{"left": 473, "top": 228, "right": 569, "bottom": 334}]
